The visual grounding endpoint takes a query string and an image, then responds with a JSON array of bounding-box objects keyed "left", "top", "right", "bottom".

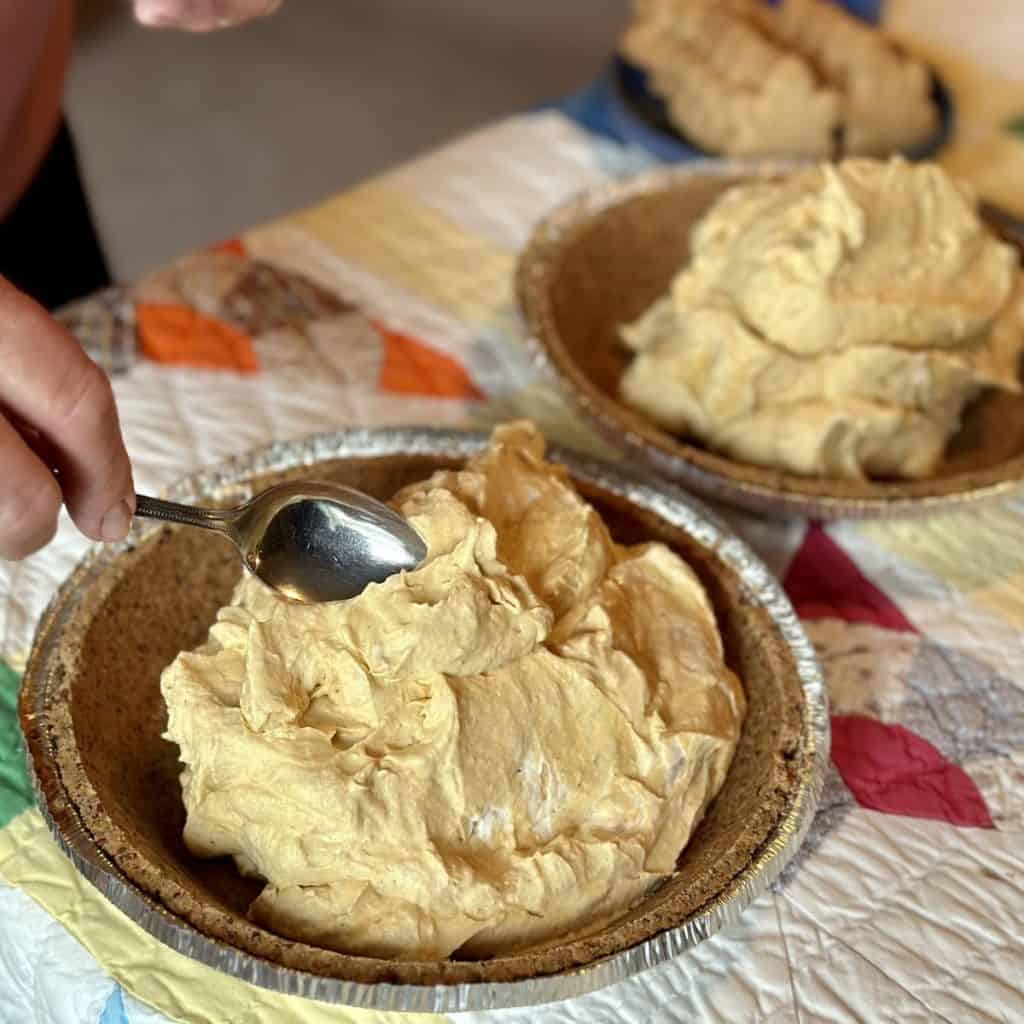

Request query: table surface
[{"left": 2, "top": 2, "right": 1023, "bottom": 1022}]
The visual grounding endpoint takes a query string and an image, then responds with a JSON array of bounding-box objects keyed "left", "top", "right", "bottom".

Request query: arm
[{"left": 0, "top": 1, "right": 72, "bottom": 221}]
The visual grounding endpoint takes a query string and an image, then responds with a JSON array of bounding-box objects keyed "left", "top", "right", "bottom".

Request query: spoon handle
[{"left": 134, "top": 494, "right": 234, "bottom": 534}]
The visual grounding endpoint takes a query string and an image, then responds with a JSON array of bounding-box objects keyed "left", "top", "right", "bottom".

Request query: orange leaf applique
[
  {"left": 375, "top": 324, "right": 481, "bottom": 400},
  {"left": 210, "top": 237, "right": 247, "bottom": 258},
  {"left": 136, "top": 303, "right": 260, "bottom": 374}
]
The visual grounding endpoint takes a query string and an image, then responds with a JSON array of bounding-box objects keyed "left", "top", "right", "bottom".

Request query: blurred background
[{"left": 70, "top": 0, "right": 629, "bottom": 280}]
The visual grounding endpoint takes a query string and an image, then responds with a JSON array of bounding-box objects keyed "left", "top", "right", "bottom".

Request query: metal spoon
[{"left": 134, "top": 482, "right": 428, "bottom": 603}]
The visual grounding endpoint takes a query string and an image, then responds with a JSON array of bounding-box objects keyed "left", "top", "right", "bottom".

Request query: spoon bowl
[{"left": 134, "top": 482, "right": 427, "bottom": 603}]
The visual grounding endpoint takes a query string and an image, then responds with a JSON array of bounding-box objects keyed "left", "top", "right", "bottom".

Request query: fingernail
[{"left": 100, "top": 499, "right": 134, "bottom": 542}]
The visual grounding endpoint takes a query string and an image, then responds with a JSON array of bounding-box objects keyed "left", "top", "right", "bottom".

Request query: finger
[
  {"left": 0, "top": 413, "right": 62, "bottom": 560},
  {"left": 0, "top": 278, "right": 135, "bottom": 543},
  {"left": 133, "top": 0, "right": 282, "bottom": 31},
  {"left": 6, "top": 411, "right": 62, "bottom": 468}
]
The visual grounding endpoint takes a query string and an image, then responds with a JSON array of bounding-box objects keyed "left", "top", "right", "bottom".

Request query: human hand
[
  {"left": 0, "top": 278, "right": 134, "bottom": 560},
  {"left": 132, "top": 0, "right": 283, "bottom": 31}
]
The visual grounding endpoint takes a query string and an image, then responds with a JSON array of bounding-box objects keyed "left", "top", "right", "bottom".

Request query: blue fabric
[
  {"left": 98, "top": 985, "right": 128, "bottom": 1024},
  {"left": 536, "top": 75, "right": 624, "bottom": 144},
  {"left": 541, "top": 71, "right": 691, "bottom": 161},
  {"left": 765, "top": 0, "right": 881, "bottom": 17},
  {"left": 837, "top": 0, "right": 882, "bottom": 22},
  {"left": 543, "top": 68, "right": 701, "bottom": 163}
]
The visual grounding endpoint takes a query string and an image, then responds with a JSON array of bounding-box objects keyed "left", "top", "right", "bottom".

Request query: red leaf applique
[
  {"left": 831, "top": 714, "right": 993, "bottom": 828},
  {"left": 784, "top": 524, "right": 916, "bottom": 632}
]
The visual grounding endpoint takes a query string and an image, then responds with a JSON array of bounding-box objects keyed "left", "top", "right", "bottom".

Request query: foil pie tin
[
  {"left": 20, "top": 427, "right": 828, "bottom": 1012},
  {"left": 516, "top": 162, "right": 1024, "bottom": 519}
]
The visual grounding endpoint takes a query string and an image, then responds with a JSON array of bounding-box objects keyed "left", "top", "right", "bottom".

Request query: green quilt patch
[
  {"left": 1007, "top": 114, "right": 1024, "bottom": 140},
  {"left": 0, "top": 661, "right": 33, "bottom": 828}
]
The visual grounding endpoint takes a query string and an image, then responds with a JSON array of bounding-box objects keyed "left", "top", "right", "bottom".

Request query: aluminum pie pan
[
  {"left": 20, "top": 426, "right": 829, "bottom": 1013},
  {"left": 516, "top": 162, "right": 1024, "bottom": 520}
]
